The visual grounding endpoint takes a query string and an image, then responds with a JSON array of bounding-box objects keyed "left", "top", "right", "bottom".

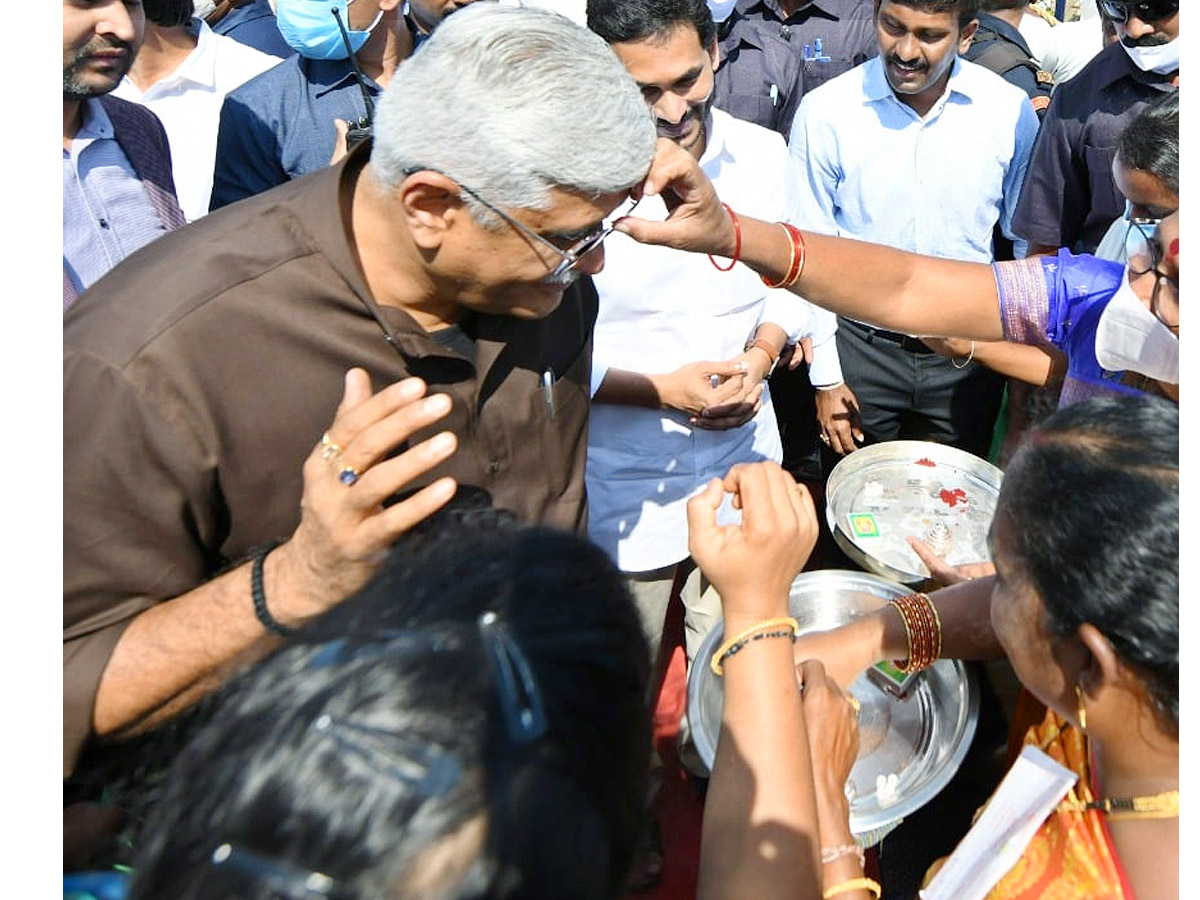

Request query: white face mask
[
  {"left": 1120, "top": 35, "right": 1180, "bottom": 74},
  {"left": 707, "top": 0, "right": 738, "bottom": 22},
  {"left": 1094, "top": 268, "right": 1179, "bottom": 384}
]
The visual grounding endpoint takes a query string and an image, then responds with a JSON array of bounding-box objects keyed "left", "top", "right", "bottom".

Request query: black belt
[{"left": 840, "top": 317, "right": 936, "bottom": 354}]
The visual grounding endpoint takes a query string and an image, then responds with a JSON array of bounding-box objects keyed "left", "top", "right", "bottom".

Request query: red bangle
[
  {"left": 784, "top": 224, "right": 806, "bottom": 287},
  {"left": 761, "top": 222, "right": 805, "bottom": 288},
  {"left": 709, "top": 203, "right": 741, "bottom": 272}
]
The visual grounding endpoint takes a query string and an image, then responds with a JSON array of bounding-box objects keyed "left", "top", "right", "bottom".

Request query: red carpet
[{"left": 623, "top": 596, "right": 702, "bottom": 900}]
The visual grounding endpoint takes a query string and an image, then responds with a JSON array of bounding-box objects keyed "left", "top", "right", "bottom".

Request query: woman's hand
[
  {"left": 688, "top": 462, "right": 818, "bottom": 623},
  {"left": 908, "top": 537, "right": 996, "bottom": 586},
  {"left": 615, "top": 138, "right": 733, "bottom": 256},
  {"left": 798, "top": 659, "right": 859, "bottom": 836}
]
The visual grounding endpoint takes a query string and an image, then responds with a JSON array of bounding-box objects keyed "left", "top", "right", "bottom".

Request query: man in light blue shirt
[
  {"left": 64, "top": 0, "right": 185, "bottom": 308},
  {"left": 788, "top": 0, "right": 1038, "bottom": 459}
]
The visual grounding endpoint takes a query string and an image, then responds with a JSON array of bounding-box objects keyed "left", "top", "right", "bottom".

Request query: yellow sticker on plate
[{"left": 849, "top": 512, "right": 880, "bottom": 538}]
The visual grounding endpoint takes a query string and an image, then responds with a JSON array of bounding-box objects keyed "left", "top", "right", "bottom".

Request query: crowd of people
[{"left": 63, "top": 0, "right": 1178, "bottom": 898}]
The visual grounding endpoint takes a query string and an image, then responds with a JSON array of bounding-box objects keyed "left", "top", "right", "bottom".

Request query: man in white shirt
[
  {"left": 586, "top": 0, "right": 836, "bottom": 670},
  {"left": 789, "top": 0, "right": 1039, "bottom": 459},
  {"left": 114, "top": 0, "right": 282, "bottom": 220}
]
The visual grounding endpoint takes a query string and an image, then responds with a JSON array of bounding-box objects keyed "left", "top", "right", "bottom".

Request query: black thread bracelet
[
  {"left": 716, "top": 628, "right": 797, "bottom": 672},
  {"left": 251, "top": 539, "right": 295, "bottom": 638}
]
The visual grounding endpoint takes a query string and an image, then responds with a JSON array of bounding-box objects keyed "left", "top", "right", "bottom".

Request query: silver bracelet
[
  {"left": 821, "top": 843, "right": 865, "bottom": 867},
  {"left": 951, "top": 341, "right": 976, "bottom": 369}
]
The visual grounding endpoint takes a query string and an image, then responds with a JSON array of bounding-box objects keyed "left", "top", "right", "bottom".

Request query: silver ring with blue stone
[{"left": 338, "top": 465, "right": 360, "bottom": 486}]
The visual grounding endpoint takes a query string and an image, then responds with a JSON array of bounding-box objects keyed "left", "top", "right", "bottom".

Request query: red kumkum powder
[{"left": 939, "top": 488, "right": 967, "bottom": 507}]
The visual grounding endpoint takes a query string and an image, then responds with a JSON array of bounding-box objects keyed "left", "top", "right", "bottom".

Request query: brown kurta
[{"left": 63, "top": 150, "right": 597, "bottom": 775}]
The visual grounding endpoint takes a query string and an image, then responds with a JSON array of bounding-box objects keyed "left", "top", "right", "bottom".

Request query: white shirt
[
  {"left": 587, "top": 108, "right": 836, "bottom": 573},
  {"left": 1018, "top": 13, "right": 1106, "bottom": 86},
  {"left": 113, "top": 20, "right": 282, "bottom": 220}
]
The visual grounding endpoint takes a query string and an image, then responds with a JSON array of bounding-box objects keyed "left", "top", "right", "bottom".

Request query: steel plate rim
[
  {"left": 824, "top": 441, "right": 1003, "bottom": 583},
  {"left": 686, "top": 568, "right": 981, "bottom": 838}
]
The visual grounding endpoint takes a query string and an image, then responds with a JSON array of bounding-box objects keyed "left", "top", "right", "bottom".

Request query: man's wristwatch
[{"left": 744, "top": 337, "right": 781, "bottom": 379}]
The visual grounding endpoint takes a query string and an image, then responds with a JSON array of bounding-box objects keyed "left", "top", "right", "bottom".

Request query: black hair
[
  {"left": 127, "top": 505, "right": 652, "bottom": 899},
  {"left": 998, "top": 394, "right": 1178, "bottom": 734},
  {"left": 877, "top": 0, "right": 982, "bottom": 29},
  {"left": 143, "top": 0, "right": 195, "bottom": 28},
  {"left": 587, "top": 0, "right": 717, "bottom": 51},
  {"left": 980, "top": 0, "right": 1026, "bottom": 11},
  {"left": 1115, "top": 91, "right": 1180, "bottom": 197}
]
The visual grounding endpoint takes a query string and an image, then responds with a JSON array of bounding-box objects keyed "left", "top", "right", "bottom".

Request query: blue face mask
[{"left": 276, "top": 0, "right": 384, "bottom": 60}]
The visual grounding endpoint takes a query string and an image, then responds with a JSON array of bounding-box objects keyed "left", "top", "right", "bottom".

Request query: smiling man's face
[
  {"left": 874, "top": 0, "right": 972, "bottom": 116},
  {"left": 610, "top": 22, "right": 718, "bottom": 162}
]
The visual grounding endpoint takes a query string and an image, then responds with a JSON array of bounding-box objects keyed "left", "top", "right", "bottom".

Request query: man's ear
[
  {"left": 398, "top": 171, "right": 467, "bottom": 250},
  {"left": 707, "top": 35, "right": 720, "bottom": 71},
  {"left": 958, "top": 18, "right": 979, "bottom": 53}
]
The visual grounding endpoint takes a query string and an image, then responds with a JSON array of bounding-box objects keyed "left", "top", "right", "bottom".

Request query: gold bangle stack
[{"left": 888, "top": 592, "right": 942, "bottom": 673}]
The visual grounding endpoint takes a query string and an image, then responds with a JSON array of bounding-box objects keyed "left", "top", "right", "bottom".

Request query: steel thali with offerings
[
  {"left": 825, "top": 440, "right": 1004, "bottom": 585},
  {"left": 687, "top": 570, "right": 979, "bottom": 845}
]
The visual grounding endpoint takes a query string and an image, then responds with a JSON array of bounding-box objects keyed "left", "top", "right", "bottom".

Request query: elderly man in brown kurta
[{"left": 63, "top": 5, "right": 656, "bottom": 784}]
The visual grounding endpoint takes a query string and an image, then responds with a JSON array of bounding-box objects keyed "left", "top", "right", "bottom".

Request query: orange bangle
[
  {"left": 761, "top": 222, "right": 805, "bottom": 288},
  {"left": 783, "top": 223, "right": 806, "bottom": 287},
  {"left": 709, "top": 203, "right": 741, "bottom": 272}
]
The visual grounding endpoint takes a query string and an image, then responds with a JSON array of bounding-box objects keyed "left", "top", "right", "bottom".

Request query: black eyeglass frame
[{"left": 1124, "top": 218, "right": 1179, "bottom": 331}]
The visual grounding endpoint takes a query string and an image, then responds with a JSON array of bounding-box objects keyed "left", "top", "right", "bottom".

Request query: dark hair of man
[
  {"left": 586, "top": 0, "right": 717, "bottom": 50},
  {"left": 1115, "top": 91, "right": 1179, "bottom": 197},
  {"left": 143, "top": 0, "right": 196, "bottom": 28},
  {"left": 877, "top": 0, "right": 982, "bottom": 29},
  {"left": 980, "top": 0, "right": 1027, "bottom": 11},
  {"left": 997, "top": 394, "right": 1178, "bottom": 735},
  {"left": 126, "top": 504, "right": 652, "bottom": 900}
]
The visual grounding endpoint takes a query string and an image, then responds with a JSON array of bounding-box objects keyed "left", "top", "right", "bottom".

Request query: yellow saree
[
  {"left": 924, "top": 707, "right": 1134, "bottom": 899},
  {"left": 985, "top": 708, "right": 1133, "bottom": 900}
]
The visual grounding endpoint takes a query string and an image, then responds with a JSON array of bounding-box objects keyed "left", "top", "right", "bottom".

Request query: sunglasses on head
[{"left": 1098, "top": 0, "right": 1178, "bottom": 23}]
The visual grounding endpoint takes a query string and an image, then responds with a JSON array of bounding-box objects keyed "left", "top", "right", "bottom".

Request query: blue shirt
[
  {"left": 789, "top": 56, "right": 1039, "bottom": 263},
  {"left": 996, "top": 251, "right": 1156, "bottom": 407},
  {"left": 63, "top": 99, "right": 171, "bottom": 297},
  {"left": 210, "top": 54, "right": 380, "bottom": 210},
  {"left": 210, "top": 0, "right": 294, "bottom": 60}
]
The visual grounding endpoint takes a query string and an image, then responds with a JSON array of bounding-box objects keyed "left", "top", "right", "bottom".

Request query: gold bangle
[
  {"left": 710, "top": 616, "right": 800, "bottom": 676},
  {"left": 823, "top": 876, "right": 882, "bottom": 899}
]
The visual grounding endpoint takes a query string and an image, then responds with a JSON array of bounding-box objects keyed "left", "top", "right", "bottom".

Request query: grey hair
[{"left": 372, "top": 4, "right": 657, "bottom": 227}]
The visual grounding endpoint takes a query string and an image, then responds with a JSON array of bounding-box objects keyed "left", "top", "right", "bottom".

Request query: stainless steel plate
[
  {"left": 825, "top": 441, "right": 1004, "bottom": 584},
  {"left": 687, "top": 570, "right": 979, "bottom": 843}
]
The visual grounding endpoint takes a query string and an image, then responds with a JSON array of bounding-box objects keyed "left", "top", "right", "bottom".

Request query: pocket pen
[{"left": 542, "top": 368, "right": 556, "bottom": 419}]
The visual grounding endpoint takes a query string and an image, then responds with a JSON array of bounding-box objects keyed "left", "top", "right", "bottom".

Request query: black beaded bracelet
[{"left": 251, "top": 540, "right": 295, "bottom": 638}]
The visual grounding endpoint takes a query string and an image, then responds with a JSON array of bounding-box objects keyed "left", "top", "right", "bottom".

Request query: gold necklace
[{"left": 1060, "top": 789, "right": 1179, "bottom": 821}]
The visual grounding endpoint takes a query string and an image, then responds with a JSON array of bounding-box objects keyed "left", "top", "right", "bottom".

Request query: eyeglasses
[
  {"left": 403, "top": 167, "right": 639, "bottom": 282},
  {"left": 1125, "top": 218, "right": 1179, "bottom": 331},
  {"left": 1097, "top": 0, "right": 1178, "bottom": 24}
]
